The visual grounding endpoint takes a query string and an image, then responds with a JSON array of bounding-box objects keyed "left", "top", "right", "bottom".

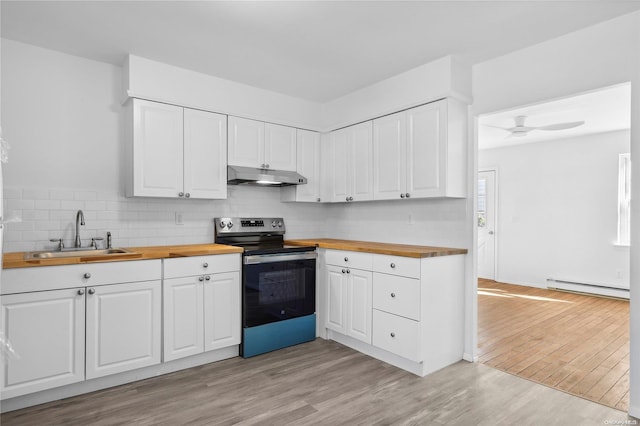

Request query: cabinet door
[
  {"left": 86, "top": 281, "right": 161, "bottom": 379},
  {"left": 183, "top": 109, "right": 227, "bottom": 199},
  {"left": 0, "top": 289, "right": 85, "bottom": 399},
  {"left": 294, "top": 129, "right": 320, "bottom": 202},
  {"left": 228, "top": 116, "right": 265, "bottom": 168},
  {"left": 326, "top": 265, "right": 347, "bottom": 334},
  {"left": 329, "top": 128, "right": 350, "bottom": 202},
  {"left": 163, "top": 276, "right": 204, "bottom": 362},
  {"left": 346, "top": 269, "right": 373, "bottom": 344},
  {"left": 350, "top": 121, "right": 374, "bottom": 201},
  {"left": 203, "top": 271, "right": 241, "bottom": 351},
  {"left": 264, "top": 123, "right": 297, "bottom": 171},
  {"left": 373, "top": 111, "right": 406, "bottom": 200},
  {"left": 406, "top": 101, "right": 446, "bottom": 198},
  {"left": 132, "top": 99, "right": 184, "bottom": 198}
]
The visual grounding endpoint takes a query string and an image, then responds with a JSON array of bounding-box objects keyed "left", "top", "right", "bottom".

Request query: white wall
[
  {"left": 479, "top": 130, "right": 630, "bottom": 289},
  {"left": 472, "top": 10, "right": 640, "bottom": 416},
  {"left": 0, "top": 39, "right": 328, "bottom": 252}
]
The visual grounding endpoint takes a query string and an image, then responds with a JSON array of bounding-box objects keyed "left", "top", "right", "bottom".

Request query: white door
[
  {"left": 227, "top": 116, "right": 265, "bottom": 168},
  {"left": 406, "top": 101, "right": 446, "bottom": 198},
  {"left": 163, "top": 276, "right": 204, "bottom": 362},
  {"left": 0, "top": 289, "right": 85, "bottom": 399},
  {"left": 294, "top": 129, "right": 320, "bottom": 202},
  {"left": 326, "top": 265, "right": 347, "bottom": 334},
  {"left": 373, "top": 111, "right": 406, "bottom": 200},
  {"left": 478, "top": 170, "right": 497, "bottom": 280},
  {"left": 204, "top": 271, "right": 241, "bottom": 351},
  {"left": 350, "top": 122, "right": 374, "bottom": 202},
  {"left": 86, "top": 281, "right": 161, "bottom": 379},
  {"left": 132, "top": 99, "right": 184, "bottom": 198},
  {"left": 346, "top": 269, "right": 373, "bottom": 344},
  {"left": 329, "top": 128, "right": 350, "bottom": 202},
  {"left": 264, "top": 123, "right": 297, "bottom": 171},
  {"left": 183, "top": 109, "right": 227, "bottom": 199}
]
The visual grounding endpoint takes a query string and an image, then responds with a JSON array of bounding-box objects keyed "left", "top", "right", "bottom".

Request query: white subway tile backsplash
[
  {"left": 35, "top": 199, "right": 61, "bottom": 210},
  {"left": 23, "top": 189, "right": 50, "bottom": 200},
  {"left": 49, "top": 189, "right": 75, "bottom": 200},
  {"left": 74, "top": 190, "right": 97, "bottom": 201}
]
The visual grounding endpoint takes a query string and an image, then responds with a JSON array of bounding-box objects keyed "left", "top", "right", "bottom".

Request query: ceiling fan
[{"left": 488, "top": 115, "right": 585, "bottom": 137}]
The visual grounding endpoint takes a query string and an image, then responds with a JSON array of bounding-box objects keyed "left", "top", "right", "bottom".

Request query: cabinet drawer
[
  {"left": 372, "top": 309, "right": 421, "bottom": 362},
  {"left": 373, "top": 273, "right": 420, "bottom": 320},
  {"left": 1, "top": 260, "right": 162, "bottom": 295},
  {"left": 372, "top": 254, "right": 420, "bottom": 278},
  {"left": 325, "top": 250, "right": 372, "bottom": 270},
  {"left": 163, "top": 254, "right": 240, "bottom": 279}
]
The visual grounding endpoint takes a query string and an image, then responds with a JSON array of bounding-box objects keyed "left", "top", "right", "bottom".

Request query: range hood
[{"left": 227, "top": 165, "right": 307, "bottom": 186}]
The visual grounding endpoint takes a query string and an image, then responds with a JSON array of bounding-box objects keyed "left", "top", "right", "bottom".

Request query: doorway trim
[{"left": 478, "top": 167, "right": 499, "bottom": 283}]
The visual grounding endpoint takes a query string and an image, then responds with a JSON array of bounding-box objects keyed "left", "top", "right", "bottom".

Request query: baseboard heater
[{"left": 547, "top": 278, "right": 629, "bottom": 300}]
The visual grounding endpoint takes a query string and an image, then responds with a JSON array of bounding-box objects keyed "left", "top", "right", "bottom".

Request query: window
[{"left": 617, "top": 153, "right": 631, "bottom": 246}]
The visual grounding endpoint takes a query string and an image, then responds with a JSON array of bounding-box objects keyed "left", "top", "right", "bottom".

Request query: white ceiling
[
  {"left": 478, "top": 84, "right": 632, "bottom": 150},
  {"left": 3, "top": 1, "right": 640, "bottom": 103}
]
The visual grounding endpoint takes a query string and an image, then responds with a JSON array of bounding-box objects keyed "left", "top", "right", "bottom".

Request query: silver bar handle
[{"left": 244, "top": 251, "right": 317, "bottom": 265}]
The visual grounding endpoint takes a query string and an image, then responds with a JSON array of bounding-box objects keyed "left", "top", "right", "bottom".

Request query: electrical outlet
[{"left": 175, "top": 212, "right": 184, "bottom": 225}]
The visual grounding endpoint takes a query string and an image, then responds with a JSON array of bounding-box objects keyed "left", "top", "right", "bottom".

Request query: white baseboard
[
  {"left": 628, "top": 404, "right": 640, "bottom": 420},
  {"left": 462, "top": 352, "right": 478, "bottom": 362}
]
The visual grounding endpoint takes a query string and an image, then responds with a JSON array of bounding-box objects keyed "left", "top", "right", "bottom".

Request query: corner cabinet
[
  {"left": 126, "top": 98, "right": 228, "bottom": 199},
  {"left": 228, "top": 116, "right": 297, "bottom": 172},
  {"left": 327, "top": 121, "right": 374, "bottom": 203},
  {"left": 373, "top": 98, "right": 467, "bottom": 200}
]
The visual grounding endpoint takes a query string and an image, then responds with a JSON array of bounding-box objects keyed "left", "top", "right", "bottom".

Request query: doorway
[{"left": 477, "top": 170, "right": 496, "bottom": 280}]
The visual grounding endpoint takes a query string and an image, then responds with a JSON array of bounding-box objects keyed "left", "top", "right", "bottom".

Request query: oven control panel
[{"left": 214, "top": 217, "right": 286, "bottom": 235}]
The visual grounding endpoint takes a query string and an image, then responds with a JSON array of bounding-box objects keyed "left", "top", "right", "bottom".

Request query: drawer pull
[
  {"left": 391, "top": 293, "right": 396, "bottom": 298},
  {"left": 88, "top": 288, "right": 95, "bottom": 295},
  {"left": 390, "top": 263, "right": 396, "bottom": 268},
  {"left": 199, "top": 276, "right": 204, "bottom": 282},
  {"left": 83, "top": 273, "right": 91, "bottom": 279},
  {"left": 344, "top": 257, "right": 349, "bottom": 262},
  {"left": 346, "top": 269, "right": 351, "bottom": 274},
  {"left": 77, "top": 289, "right": 85, "bottom": 296},
  {"left": 342, "top": 269, "right": 346, "bottom": 274},
  {"left": 203, "top": 262, "right": 209, "bottom": 268},
  {"left": 205, "top": 275, "right": 211, "bottom": 281},
  {"left": 390, "top": 332, "right": 396, "bottom": 338}
]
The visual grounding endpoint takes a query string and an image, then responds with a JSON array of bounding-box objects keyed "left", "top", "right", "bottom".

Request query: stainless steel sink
[{"left": 24, "top": 248, "right": 135, "bottom": 260}]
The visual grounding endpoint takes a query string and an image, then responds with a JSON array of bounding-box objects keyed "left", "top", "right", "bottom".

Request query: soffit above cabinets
[{"left": 3, "top": 1, "right": 640, "bottom": 103}]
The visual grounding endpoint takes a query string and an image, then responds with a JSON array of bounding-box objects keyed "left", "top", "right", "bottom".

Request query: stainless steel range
[{"left": 214, "top": 217, "right": 317, "bottom": 357}]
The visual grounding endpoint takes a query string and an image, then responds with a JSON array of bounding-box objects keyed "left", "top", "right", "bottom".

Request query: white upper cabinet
[
  {"left": 281, "top": 129, "right": 321, "bottom": 203},
  {"left": 228, "top": 116, "right": 297, "bottom": 171},
  {"left": 328, "top": 121, "right": 374, "bottom": 202},
  {"left": 373, "top": 99, "right": 467, "bottom": 200},
  {"left": 128, "top": 98, "right": 227, "bottom": 200}
]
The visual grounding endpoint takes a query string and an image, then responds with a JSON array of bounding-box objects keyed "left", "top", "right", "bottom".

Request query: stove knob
[
  {"left": 227, "top": 221, "right": 234, "bottom": 229},
  {"left": 219, "top": 220, "right": 226, "bottom": 229},
  {"left": 277, "top": 221, "right": 283, "bottom": 228},
  {"left": 272, "top": 220, "right": 277, "bottom": 228}
]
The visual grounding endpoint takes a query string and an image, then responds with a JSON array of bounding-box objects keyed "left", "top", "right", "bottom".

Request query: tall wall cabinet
[{"left": 126, "top": 98, "right": 228, "bottom": 199}]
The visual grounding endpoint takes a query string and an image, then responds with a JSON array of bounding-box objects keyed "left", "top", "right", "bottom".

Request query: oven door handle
[{"left": 244, "top": 251, "right": 317, "bottom": 264}]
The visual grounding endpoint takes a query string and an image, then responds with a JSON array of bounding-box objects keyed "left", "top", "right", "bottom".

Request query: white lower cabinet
[
  {"left": 0, "top": 289, "right": 85, "bottom": 399},
  {"left": 322, "top": 249, "right": 465, "bottom": 376},
  {"left": 163, "top": 255, "right": 241, "bottom": 362},
  {"left": 86, "top": 280, "right": 162, "bottom": 379},
  {"left": 326, "top": 264, "right": 372, "bottom": 344},
  {"left": 0, "top": 259, "right": 162, "bottom": 399}
]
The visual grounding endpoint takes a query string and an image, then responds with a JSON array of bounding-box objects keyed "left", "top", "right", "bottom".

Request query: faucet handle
[
  {"left": 90, "top": 237, "right": 104, "bottom": 249},
  {"left": 106, "top": 232, "right": 112, "bottom": 249},
  {"left": 50, "top": 238, "right": 64, "bottom": 250}
]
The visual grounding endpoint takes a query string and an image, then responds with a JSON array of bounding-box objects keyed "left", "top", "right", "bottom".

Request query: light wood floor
[
  {"left": 1, "top": 339, "right": 632, "bottom": 425},
  {"left": 478, "top": 279, "right": 630, "bottom": 411}
]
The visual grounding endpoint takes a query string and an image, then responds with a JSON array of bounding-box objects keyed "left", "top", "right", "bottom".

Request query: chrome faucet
[{"left": 75, "top": 210, "right": 85, "bottom": 248}]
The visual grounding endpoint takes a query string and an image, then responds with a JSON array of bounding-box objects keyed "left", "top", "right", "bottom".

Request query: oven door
[{"left": 243, "top": 251, "right": 317, "bottom": 328}]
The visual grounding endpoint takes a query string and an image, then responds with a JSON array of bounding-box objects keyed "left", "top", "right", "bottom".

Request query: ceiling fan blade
[{"left": 537, "top": 121, "right": 585, "bottom": 131}]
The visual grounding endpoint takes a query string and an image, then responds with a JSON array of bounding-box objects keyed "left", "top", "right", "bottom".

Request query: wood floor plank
[{"left": 478, "top": 279, "right": 630, "bottom": 412}]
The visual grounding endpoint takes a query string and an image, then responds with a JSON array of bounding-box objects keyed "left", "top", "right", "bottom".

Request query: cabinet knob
[
  {"left": 205, "top": 275, "right": 211, "bottom": 281},
  {"left": 342, "top": 269, "right": 346, "bottom": 274},
  {"left": 317, "top": 198, "right": 321, "bottom": 202},
  {"left": 346, "top": 196, "right": 350, "bottom": 202},
  {"left": 203, "top": 262, "right": 209, "bottom": 268},
  {"left": 178, "top": 192, "right": 184, "bottom": 197},
  {"left": 405, "top": 193, "right": 411, "bottom": 198},
  {"left": 88, "top": 288, "right": 96, "bottom": 295},
  {"left": 348, "top": 196, "right": 354, "bottom": 201},
  {"left": 265, "top": 164, "right": 270, "bottom": 169},
  {"left": 83, "top": 272, "right": 91, "bottom": 279},
  {"left": 390, "top": 263, "right": 396, "bottom": 268},
  {"left": 199, "top": 276, "right": 204, "bottom": 282},
  {"left": 400, "top": 193, "right": 405, "bottom": 199},
  {"left": 346, "top": 269, "right": 351, "bottom": 274},
  {"left": 391, "top": 292, "right": 396, "bottom": 298},
  {"left": 77, "top": 289, "right": 85, "bottom": 296},
  {"left": 390, "top": 332, "right": 396, "bottom": 338},
  {"left": 344, "top": 257, "right": 349, "bottom": 262},
  {"left": 185, "top": 193, "right": 191, "bottom": 198}
]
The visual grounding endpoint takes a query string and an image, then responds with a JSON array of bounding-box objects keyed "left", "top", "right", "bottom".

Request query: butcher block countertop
[
  {"left": 285, "top": 238, "right": 467, "bottom": 258},
  {"left": 2, "top": 244, "right": 243, "bottom": 269}
]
